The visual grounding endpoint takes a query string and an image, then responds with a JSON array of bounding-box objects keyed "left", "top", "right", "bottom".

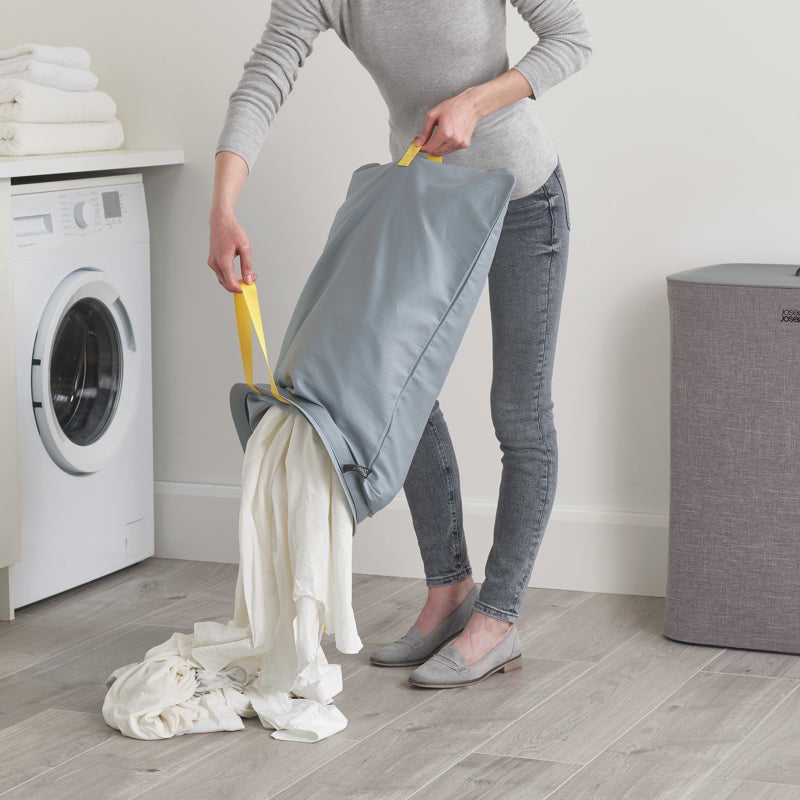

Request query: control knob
[{"left": 73, "top": 201, "right": 98, "bottom": 229}]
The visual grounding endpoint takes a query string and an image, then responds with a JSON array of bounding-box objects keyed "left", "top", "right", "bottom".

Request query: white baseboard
[
  {"left": 154, "top": 482, "right": 241, "bottom": 564},
  {"left": 155, "top": 482, "right": 668, "bottom": 597}
]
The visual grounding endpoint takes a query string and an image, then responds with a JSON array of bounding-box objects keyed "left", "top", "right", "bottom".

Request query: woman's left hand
[
  {"left": 414, "top": 88, "right": 482, "bottom": 157},
  {"left": 414, "top": 70, "right": 534, "bottom": 157}
]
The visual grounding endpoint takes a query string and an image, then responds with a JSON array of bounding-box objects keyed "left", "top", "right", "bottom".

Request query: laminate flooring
[{"left": 1, "top": 557, "right": 799, "bottom": 799}]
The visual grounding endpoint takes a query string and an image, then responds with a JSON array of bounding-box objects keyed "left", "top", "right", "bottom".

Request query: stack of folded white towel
[{"left": 0, "top": 43, "right": 124, "bottom": 157}]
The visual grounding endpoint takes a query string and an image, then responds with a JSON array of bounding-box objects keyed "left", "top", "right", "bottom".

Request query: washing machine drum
[{"left": 32, "top": 268, "right": 138, "bottom": 474}]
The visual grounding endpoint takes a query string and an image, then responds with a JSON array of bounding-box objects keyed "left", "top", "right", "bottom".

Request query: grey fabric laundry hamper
[
  {"left": 230, "top": 145, "right": 516, "bottom": 525},
  {"left": 665, "top": 262, "right": 800, "bottom": 654}
]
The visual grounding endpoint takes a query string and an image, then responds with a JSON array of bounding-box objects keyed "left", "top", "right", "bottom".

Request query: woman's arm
[
  {"left": 208, "top": 150, "right": 253, "bottom": 293},
  {"left": 415, "top": 69, "right": 534, "bottom": 157},
  {"left": 417, "top": 0, "right": 592, "bottom": 157},
  {"left": 217, "top": 0, "right": 334, "bottom": 173},
  {"left": 209, "top": 0, "right": 334, "bottom": 293},
  {"left": 510, "top": 0, "right": 593, "bottom": 102}
]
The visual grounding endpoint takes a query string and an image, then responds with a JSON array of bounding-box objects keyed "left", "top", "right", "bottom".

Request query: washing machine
[{"left": 11, "top": 174, "right": 154, "bottom": 608}]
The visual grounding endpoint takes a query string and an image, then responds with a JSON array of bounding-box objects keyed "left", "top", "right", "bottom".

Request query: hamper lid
[{"left": 667, "top": 263, "right": 800, "bottom": 288}]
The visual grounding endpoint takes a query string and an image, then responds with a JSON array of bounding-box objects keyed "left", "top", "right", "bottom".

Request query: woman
[{"left": 208, "top": 0, "right": 592, "bottom": 688}]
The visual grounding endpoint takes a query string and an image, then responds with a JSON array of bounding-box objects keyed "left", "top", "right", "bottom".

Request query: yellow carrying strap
[
  {"left": 398, "top": 141, "right": 443, "bottom": 166},
  {"left": 234, "top": 279, "right": 290, "bottom": 404}
]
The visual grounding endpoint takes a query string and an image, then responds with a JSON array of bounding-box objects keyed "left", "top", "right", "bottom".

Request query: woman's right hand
[
  {"left": 208, "top": 151, "right": 253, "bottom": 293},
  {"left": 208, "top": 209, "right": 256, "bottom": 293}
]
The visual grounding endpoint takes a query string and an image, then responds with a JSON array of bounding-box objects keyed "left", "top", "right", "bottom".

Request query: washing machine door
[{"left": 32, "top": 268, "right": 139, "bottom": 474}]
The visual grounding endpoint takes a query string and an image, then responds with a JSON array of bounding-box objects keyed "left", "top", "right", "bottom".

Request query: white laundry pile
[
  {"left": 0, "top": 43, "right": 124, "bottom": 156},
  {"left": 103, "top": 407, "right": 362, "bottom": 743}
]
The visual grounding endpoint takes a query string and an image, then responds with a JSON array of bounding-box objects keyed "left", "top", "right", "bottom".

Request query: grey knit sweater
[{"left": 216, "top": 0, "right": 592, "bottom": 199}]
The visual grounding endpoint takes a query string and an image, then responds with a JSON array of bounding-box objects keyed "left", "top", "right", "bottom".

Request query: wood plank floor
[{"left": 1, "top": 557, "right": 799, "bottom": 799}]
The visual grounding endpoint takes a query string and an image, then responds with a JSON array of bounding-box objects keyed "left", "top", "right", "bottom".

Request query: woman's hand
[
  {"left": 208, "top": 150, "right": 252, "bottom": 293},
  {"left": 415, "top": 69, "right": 534, "bottom": 157},
  {"left": 415, "top": 88, "right": 482, "bottom": 157},
  {"left": 208, "top": 210, "right": 256, "bottom": 293}
]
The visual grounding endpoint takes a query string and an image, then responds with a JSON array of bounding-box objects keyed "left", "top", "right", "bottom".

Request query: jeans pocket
[{"left": 553, "top": 162, "right": 571, "bottom": 230}]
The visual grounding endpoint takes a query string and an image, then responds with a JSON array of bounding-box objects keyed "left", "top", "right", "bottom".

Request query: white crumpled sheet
[{"left": 103, "top": 407, "right": 362, "bottom": 742}]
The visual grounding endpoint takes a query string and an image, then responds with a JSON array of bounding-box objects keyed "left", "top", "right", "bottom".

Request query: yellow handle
[
  {"left": 398, "top": 141, "right": 443, "bottom": 166},
  {"left": 234, "top": 280, "right": 290, "bottom": 404}
]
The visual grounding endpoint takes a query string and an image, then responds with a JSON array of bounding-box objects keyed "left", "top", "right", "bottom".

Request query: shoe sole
[
  {"left": 369, "top": 656, "right": 430, "bottom": 667},
  {"left": 408, "top": 654, "right": 523, "bottom": 688},
  {"left": 369, "top": 632, "right": 463, "bottom": 668}
]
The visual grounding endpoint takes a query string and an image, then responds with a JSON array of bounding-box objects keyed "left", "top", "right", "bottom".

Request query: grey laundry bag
[{"left": 230, "top": 145, "right": 515, "bottom": 525}]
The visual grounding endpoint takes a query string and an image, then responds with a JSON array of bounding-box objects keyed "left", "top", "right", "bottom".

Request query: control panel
[{"left": 11, "top": 175, "right": 148, "bottom": 260}]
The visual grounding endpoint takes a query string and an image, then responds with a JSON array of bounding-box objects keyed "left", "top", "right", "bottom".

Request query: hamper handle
[
  {"left": 398, "top": 141, "right": 443, "bottom": 166},
  {"left": 234, "top": 280, "right": 290, "bottom": 404}
]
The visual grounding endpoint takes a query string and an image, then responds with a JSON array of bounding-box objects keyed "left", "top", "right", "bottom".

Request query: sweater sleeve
[
  {"left": 216, "top": 0, "right": 335, "bottom": 172},
  {"left": 509, "top": 0, "right": 593, "bottom": 100}
]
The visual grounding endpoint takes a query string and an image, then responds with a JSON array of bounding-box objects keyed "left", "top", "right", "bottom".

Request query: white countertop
[{"left": 0, "top": 147, "right": 185, "bottom": 179}]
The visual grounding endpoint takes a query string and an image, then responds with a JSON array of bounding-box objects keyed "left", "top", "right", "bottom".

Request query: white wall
[{"left": 6, "top": 1, "right": 799, "bottom": 595}]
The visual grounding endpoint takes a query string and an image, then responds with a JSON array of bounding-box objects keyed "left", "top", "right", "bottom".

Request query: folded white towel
[
  {"left": 0, "top": 44, "right": 91, "bottom": 70},
  {"left": 0, "top": 61, "right": 98, "bottom": 92},
  {"left": 0, "top": 118, "right": 124, "bottom": 157},
  {"left": 0, "top": 79, "right": 116, "bottom": 123}
]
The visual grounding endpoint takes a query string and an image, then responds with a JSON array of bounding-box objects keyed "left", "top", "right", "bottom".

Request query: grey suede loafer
[
  {"left": 408, "top": 625, "right": 522, "bottom": 688},
  {"left": 369, "top": 584, "right": 479, "bottom": 667}
]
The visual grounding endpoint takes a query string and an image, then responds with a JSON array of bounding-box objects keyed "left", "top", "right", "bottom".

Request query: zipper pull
[{"left": 342, "top": 464, "right": 372, "bottom": 479}]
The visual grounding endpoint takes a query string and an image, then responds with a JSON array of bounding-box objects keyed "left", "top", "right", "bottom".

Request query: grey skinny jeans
[{"left": 402, "top": 161, "right": 570, "bottom": 624}]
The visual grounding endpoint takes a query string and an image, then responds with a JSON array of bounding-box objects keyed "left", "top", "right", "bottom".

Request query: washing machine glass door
[
  {"left": 32, "top": 268, "right": 139, "bottom": 474},
  {"left": 51, "top": 297, "right": 121, "bottom": 445}
]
